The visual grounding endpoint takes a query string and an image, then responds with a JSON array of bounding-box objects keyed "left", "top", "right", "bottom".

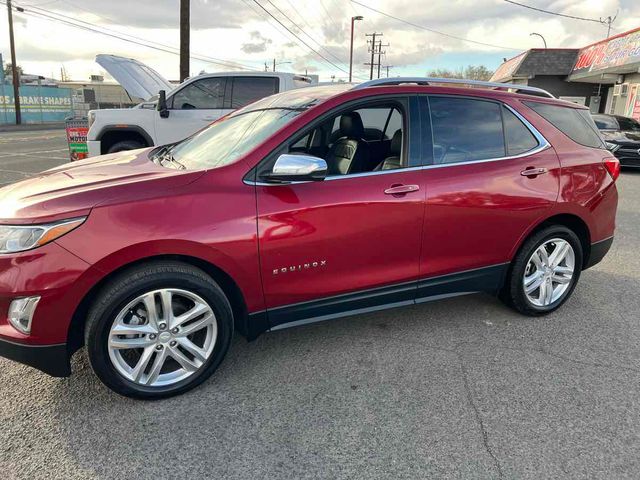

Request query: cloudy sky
[{"left": 0, "top": 0, "right": 638, "bottom": 83}]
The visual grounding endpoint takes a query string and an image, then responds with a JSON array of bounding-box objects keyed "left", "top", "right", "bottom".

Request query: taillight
[{"left": 603, "top": 156, "right": 620, "bottom": 181}]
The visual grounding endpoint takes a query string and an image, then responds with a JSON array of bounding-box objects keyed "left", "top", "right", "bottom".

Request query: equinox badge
[{"left": 273, "top": 260, "right": 327, "bottom": 275}]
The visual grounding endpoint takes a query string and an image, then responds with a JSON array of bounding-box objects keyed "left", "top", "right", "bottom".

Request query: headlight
[
  {"left": 0, "top": 217, "right": 86, "bottom": 254},
  {"left": 605, "top": 141, "right": 620, "bottom": 152},
  {"left": 87, "top": 111, "right": 96, "bottom": 129}
]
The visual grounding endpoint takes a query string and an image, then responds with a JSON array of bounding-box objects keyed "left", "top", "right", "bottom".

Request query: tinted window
[
  {"left": 430, "top": 97, "right": 505, "bottom": 164},
  {"left": 230, "top": 77, "right": 279, "bottom": 109},
  {"left": 172, "top": 78, "right": 226, "bottom": 109},
  {"left": 503, "top": 107, "right": 539, "bottom": 155},
  {"left": 525, "top": 102, "right": 604, "bottom": 149},
  {"left": 616, "top": 116, "right": 640, "bottom": 131},
  {"left": 592, "top": 114, "right": 619, "bottom": 130}
]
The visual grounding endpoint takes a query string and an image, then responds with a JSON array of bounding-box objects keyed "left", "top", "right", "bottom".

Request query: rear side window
[
  {"left": 430, "top": 97, "right": 505, "bottom": 164},
  {"left": 525, "top": 102, "right": 604, "bottom": 149},
  {"left": 229, "top": 77, "right": 279, "bottom": 109},
  {"left": 502, "top": 107, "right": 539, "bottom": 156}
]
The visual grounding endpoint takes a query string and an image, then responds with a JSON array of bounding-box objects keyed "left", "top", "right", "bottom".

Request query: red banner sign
[{"left": 572, "top": 29, "right": 640, "bottom": 75}]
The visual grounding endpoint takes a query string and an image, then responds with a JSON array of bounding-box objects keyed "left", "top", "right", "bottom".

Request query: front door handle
[
  {"left": 384, "top": 184, "right": 420, "bottom": 195},
  {"left": 520, "top": 167, "right": 548, "bottom": 177}
]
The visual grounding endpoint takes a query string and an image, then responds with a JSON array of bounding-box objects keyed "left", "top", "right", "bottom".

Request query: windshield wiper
[{"left": 152, "top": 145, "right": 186, "bottom": 170}]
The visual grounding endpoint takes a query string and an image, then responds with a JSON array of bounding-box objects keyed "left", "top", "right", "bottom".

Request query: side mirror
[
  {"left": 262, "top": 154, "right": 327, "bottom": 182},
  {"left": 157, "top": 90, "right": 170, "bottom": 118}
]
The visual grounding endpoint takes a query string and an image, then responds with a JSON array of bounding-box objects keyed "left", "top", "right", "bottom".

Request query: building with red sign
[{"left": 491, "top": 27, "right": 640, "bottom": 120}]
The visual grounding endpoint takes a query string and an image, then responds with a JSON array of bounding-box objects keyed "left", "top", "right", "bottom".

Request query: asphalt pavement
[{"left": 0, "top": 129, "right": 639, "bottom": 479}]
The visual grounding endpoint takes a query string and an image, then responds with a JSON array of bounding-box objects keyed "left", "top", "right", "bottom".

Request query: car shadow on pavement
[{"left": 13, "top": 265, "right": 634, "bottom": 479}]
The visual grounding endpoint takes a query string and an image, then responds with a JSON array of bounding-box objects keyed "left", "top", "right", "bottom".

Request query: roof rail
[{"left": 353, "top": 77, "right": 555, "bottom": 98}]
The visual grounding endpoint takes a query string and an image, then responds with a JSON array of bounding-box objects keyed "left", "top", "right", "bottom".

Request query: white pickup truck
[{"left": 86, "top": 55, "right": 316, "bottom": 157}]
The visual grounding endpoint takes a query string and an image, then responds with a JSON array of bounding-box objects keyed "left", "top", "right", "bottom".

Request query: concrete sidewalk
[{"left": 0, "top": 122, "right": 65, "bottom": 133}]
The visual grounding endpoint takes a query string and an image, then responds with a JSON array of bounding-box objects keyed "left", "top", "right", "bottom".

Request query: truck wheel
[
  {"left": 85, "top": 261, "right": 233, "bottom": 399},
  {"left": 501, "top": 225, "right": 583, "bottom": 316},
  {"left": 106, "top": 140, "right": 144, "bottom": 154}
]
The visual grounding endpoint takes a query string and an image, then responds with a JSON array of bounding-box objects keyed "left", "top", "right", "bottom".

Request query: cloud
[{"left": 241, "top": 31, "right": 273, "bottom": 54}]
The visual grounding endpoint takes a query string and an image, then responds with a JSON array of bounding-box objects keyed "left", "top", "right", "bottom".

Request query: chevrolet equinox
[{"left": 0, "top": 79, "right": 619, "bottom": 398}]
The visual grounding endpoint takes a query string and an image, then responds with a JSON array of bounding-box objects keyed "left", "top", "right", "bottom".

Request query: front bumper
[
  {"left": 0, "top": 337, "right": 70, "bottom": 376},
  {"left": 87, "top": 140, "right": 101, "bottom": 158}
]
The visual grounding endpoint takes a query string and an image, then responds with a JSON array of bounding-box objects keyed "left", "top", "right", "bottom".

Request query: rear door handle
[
  {"left": 520, "top": 167, "right": 548, "bottom": 177},
  {"left": 202, "top": 115, "right": 217, "bottom": 121},
  {"left": 384, "top": 184, "right": 420, "bottom": 195}
]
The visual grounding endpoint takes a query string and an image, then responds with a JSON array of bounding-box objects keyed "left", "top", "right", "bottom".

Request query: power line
[
  {"left": 503, "top": 0, "right": 603, "bottom": 24},
  {"left": 3, "top": 1, "right": 261, "bottom": 71},
  {"left": 266, "top": 0, "right": 347, "bottom": 66},
  {"left": 351, "top": 0, "right": 523, "bottom": 51},
  {"left": 250, "top": 0, "right": 352, "bottom": 76}
]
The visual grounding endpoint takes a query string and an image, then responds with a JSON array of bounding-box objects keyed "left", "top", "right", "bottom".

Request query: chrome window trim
[{"left": 244, "top": 102, "right": 551, "bottom": 186}]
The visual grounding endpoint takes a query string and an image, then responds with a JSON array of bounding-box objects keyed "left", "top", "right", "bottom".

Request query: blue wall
[{"left": 0, "top": 84, "right": 74, "bottom": 124}]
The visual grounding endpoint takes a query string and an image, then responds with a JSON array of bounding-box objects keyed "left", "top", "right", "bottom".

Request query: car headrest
[
  {"left": 340, "top": 112, "right": 365, "bottom": 138},
  {"left": 390, "top": 129, "right": 402, "bottom": 155}
]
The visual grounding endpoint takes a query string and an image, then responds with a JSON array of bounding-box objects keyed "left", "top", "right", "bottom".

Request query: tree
[
  {"left": 3, "top": 63, "right": 23, "bottom": 78},
  {"left": 427, "top": 65, "right": 494, "bottom": 81}
]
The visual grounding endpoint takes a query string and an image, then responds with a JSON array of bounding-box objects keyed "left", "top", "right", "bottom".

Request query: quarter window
[
  {"left": 171, "top": 78, "right": 227, "bottom": 109},
  {"left": 430, "top": 97, "right": 505, "bottom": 164},
  {"left": 524, "top": 101, "right": 605, "bottom": 149}
]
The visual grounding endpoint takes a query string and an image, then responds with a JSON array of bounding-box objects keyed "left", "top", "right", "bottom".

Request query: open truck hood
[{"left": 96, "top": 54, "right": 174, "bottom": 101}]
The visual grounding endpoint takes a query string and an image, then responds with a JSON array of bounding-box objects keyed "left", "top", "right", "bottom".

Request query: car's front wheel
[
  {"left": 85, "top": 261, "right": 233, "bottom": 399},
  {"left": 502, "top": 225, "right": 583, "bottom": 315}
]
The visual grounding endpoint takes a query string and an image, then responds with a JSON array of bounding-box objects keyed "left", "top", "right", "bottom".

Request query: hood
[
  {"left": 96, "top": 54, "right": 174, "bottom": 101},
  {"left": 0, "top": 149, "right": 203, "bottom": 224},
  {"left": 600, "top": 129, "right": 640, "bottom": 145}
]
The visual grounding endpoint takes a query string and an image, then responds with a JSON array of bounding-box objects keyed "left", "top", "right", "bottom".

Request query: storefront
[
  {"left": 568, "top": 28, "right": 640, "bottom": 120},
  {"left": 491, "top": 27, "right": 640, "bottom": 120}
]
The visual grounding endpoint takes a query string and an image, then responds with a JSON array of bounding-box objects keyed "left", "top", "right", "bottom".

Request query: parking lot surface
[{"left": 0, "top": 131, "right": 639, "bottom": 479}]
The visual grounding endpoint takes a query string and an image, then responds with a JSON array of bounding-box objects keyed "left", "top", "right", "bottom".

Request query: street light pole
[
  {"left": 6, "top": 0, "right": 21, "bottom": 124},
  {"left": 179, "top": 0, "right": 190, "bottom": 82},
  {"left": 349, "top": 15, "right": 363, "bottom": 82},
  {"left": 529, "top": 32, "right": 547, "bottom": 49}
]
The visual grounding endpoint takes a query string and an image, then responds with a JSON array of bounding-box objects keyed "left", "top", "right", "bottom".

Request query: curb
[{"left": 0, "top": 122, "right": 65, "bottom": 133}]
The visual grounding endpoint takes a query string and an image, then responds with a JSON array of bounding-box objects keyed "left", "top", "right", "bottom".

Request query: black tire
[
  {"left": 501, "top": 225, "right": 583, "bottom": 316},
  {"left": 85, "top": 261, "right": 233, "bottom": 399},
  {"left": 106, "top": 140, "right": 145, "bottom": 154}
]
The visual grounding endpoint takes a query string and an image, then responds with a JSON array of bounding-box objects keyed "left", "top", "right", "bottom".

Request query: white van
[{"left": 86, "top": 54, "right": 316, "bottom": 157}]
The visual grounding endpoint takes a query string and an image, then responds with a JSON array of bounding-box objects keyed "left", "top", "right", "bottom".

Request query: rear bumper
[
  {"left": 0, "top": 337, "right": 70, "bottom": 377},
  {"left": 584, "top": 236, "right": 614, "bottom": 270}
]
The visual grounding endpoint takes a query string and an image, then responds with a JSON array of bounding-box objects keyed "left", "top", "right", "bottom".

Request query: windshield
[
  {"left": 155, "top": 108, "right": 304, "bottom": 170},
  {"left": 153, "top": 84, "right": 350, "bottom": 171},
  {"left": 592, "top": 114, "right": 619, "bottom": 130}
]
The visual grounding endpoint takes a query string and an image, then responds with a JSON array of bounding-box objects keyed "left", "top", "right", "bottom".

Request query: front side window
[
  {"left": 230, "top": 77, "right": 279, "bottom": 109},
  {"left": 430, "top": 97, "right": 505, "bottom": 164},
  {"left": 171, "top": 78, "right": 227, "bottom": 109},
  {"left": 525, "top": 101, "right": 605, "bottom": 149},
  {"left": 616, "top": 116, "right": 640, "bottom": 131},
  {"left": 273, "top": 102, "right": 407, "bottom": 176}
]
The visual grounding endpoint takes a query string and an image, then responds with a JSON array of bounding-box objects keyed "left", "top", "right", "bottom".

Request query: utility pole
[
  {"left": 273, "top": 58, "right": 276, "bottom": 72},
  {"left": 365, "top": 33, "right": 382, "bottom": 80},
  {"left": 601, "top": 13, "right": 617, "bottom": 38},
  {"left": 6, "top": 0, "right": 21, "bottom": 124},
  {"left": 375, "top": 41, "right": 389, "bottom": 79},
  {"left": 179, "top": 0, "right": 190, "bottom": 82},
  {"left": 384, "top": 65, "right": 394, "bottom": 78}
]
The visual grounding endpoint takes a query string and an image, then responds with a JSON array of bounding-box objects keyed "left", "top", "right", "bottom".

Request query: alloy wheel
[
  {"left": 523, "top": 238, "right": 575, "bottom": 307},
  {"left": 107, "top": 288, "right": 217, "bottom": 387}
]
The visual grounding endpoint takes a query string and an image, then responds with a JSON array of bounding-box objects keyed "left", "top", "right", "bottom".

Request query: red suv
[{"left": 0, "top": 78, "right": 619, "bottom": 398}]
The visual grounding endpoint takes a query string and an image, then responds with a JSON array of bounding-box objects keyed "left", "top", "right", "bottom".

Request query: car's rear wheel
[
  {"left": 85, "top": 261, "right": 233, "bottom": 399},
  {"left": 502, "top": 225, "right": 583, "bottom": 315}
]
